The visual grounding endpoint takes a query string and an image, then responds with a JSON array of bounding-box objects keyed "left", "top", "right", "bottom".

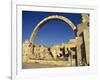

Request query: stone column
[
  {"left": 83, "top": 27, "right": 89, "bottom": 65},
  {"left": 76, "top": 37, "right": 83, "bottom": 66},
  {"left": 81, "top": 14, "right": 89, "bottom": 65},
  {"left": 71, "top": 50, "right": 76, "bottom": 66},
  {"left": 67, "top": 47, "right": 72, "bottom": 66},
  {"left": 76, "top": 45, "right": 82, "bottom": 66}
]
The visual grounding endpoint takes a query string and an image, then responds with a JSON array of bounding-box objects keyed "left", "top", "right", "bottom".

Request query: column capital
[{"left": 76, "top": 37, "right": 83, "bottom": 46}]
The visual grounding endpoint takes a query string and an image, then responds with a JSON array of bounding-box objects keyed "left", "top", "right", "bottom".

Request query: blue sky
[{"left": 22, "top": 11, "right": 81, "bottom": 47}]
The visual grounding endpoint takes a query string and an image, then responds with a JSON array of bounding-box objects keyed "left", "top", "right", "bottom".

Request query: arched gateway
[{"left": 29, "top": 15, "right": 76, "bottom": 43}]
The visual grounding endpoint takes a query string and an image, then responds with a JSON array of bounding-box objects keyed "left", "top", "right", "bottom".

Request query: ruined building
[{"left": 22, "top": 14, "right": 89, "bottom": 67}]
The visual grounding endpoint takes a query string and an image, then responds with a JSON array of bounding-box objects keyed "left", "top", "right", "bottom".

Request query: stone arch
[{"left": 29, "top": 15, "right": 76, "bottom": 42}]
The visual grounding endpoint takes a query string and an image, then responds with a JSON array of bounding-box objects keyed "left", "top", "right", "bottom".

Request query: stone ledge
[{"left": 23, "top": 60, "right": 76, "bottom": 66}]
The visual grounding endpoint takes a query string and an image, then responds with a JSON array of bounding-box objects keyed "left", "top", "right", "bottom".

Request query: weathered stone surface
[{"left": 29, "top": 15, "right": 76, "bottom": 42}]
